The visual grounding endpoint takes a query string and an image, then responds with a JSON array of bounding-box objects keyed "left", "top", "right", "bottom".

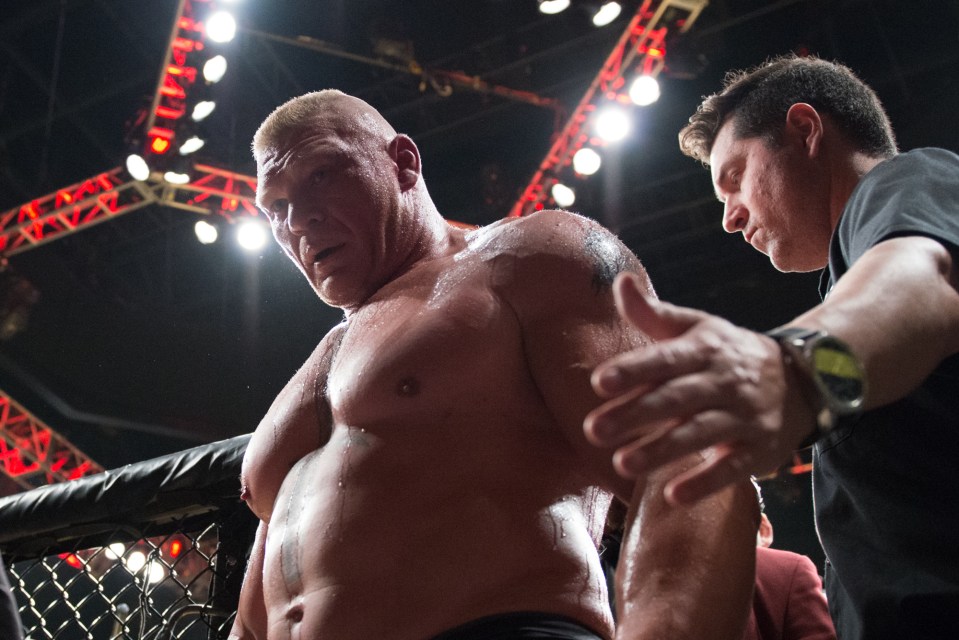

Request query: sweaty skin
[{"left": 230, "top": 91, "right": 756, "bottom": 640}]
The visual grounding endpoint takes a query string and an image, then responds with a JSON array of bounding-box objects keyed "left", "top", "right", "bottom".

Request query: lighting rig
[{"left": 513, "top": 0, "right": 709, "bottom": 216}]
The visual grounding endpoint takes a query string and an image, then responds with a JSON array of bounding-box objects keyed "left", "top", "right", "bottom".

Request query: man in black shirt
[{"left": 584, "top": 55, "right": 959, "bottom": 639}]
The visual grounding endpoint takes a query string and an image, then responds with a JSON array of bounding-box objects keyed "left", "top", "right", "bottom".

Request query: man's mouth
[{"left": 313, "top": 245, "right": 343, "bottom": 262}]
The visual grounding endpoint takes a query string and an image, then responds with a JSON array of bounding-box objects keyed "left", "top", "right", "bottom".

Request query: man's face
[
  {"left": 255, "top": 114, "right": 405, "bottom": 309},
  {"left": 709, "top": 118, "right": 832, "bottom": 272}
]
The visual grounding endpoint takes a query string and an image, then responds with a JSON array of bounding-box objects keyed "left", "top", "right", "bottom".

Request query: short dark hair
[{"left": 679, "top": 54, "right": 898, "bottom": 165}]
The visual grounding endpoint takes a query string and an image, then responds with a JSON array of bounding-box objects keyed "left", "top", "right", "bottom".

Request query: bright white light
[
  {"left": 195, "top": 219, "right": 219, "bottom": 244},
  {"left": 592, "top": 2, "right": 622, "bottom": 27},
  {"left": 237, "top": 219, "right": 268, "bottom": 251},
  {"left": 125, "top": 551, "right": 146, "bottom": 574},
  {"left": 203, "top": 55, "right": 228, "bottom": 83},
  {"left": 179, "top": 136, "right": 205, "bottom": 155},
  {"left": 164, "top": 170, "right": 191, "bottom": 184},
  {"left": 192, "top": 100, "right": 216, "bottom": 121},
  {"left": 125, "top": 154, "right": 150, "bottom": 181},
  {"left": 105, "top": 543, "right": 126, "bottom": 561},
  {"left": 539, "top": 0, "right": 570, "bottom": 15},
  {"left": 148, "top": 562, "right": 166, "bottom": 585},
  {"left": 551, "top": 182, "right": 576, "bottom": 208},
  {"left": 205, "top": 11, "right": 236, "bottom": 43},
  {"left": 595, "top": 107, "right": 631, "bottom": 142},
  {"left": 629, "top": 75, "right": 661, "bottom": 106},
  {"left": 572, "top": 147, "right": 602, "bottom": 176}
]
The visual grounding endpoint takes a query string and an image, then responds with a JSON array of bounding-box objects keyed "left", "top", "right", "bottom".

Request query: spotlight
[
  {"left": 592, "top": 2, "right": 622, "bottom": 27},
  {"left": 595, "top": 107, "right": 631, "bottom": 142},
  {"left": 178, "top": 136, "right": 205, "bottom": 155},
  {"left": 538, "top": 0, "right": 570, "bottom": 15},
  {"left": 105, "top": 543, "right": 126, "bottom": 560},
  {"left": 148, "top": 561, "right": 165, "bottom": 585},
  {"left": 194, "top": 219, "right": 219, "bottom": 244},
  {"left": 205, "top": 11, "right": 237, "bottom": 43},
  {"left": 163, "top": 170, "right": 191, "bottom": 185},
  {"left": 237, "top": 218, "right": 268, "bottom": 251},
  {"left": 125, "top": 551, "right": 146, "bottom": 573},
  {"left": 203, "top": 55, "right": 228, "bottom": 83},
  {"left": 572, "top": 148, "right": 602, "bottom": 176},
  {"left": 628, "top": 75, "right": 661, "bottom": 106},
  {"left": 125, "top": 153, "right": 151, "bottom": 181},
  {"left": 551, "top": 182, "right": 576, "bottom": 208},
  {"left": 191, "top": 100, "right": 216, "bottom": 122}
]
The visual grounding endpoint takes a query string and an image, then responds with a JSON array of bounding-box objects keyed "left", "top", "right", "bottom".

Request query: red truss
[
  {"left": 0, "top": 390, "right": 103, "bottom": 491},
  {"left": 510, "top": 0, "right": 709, "bottom": 217},
  {"left": 0, "top": 164, "right": 259, "bottom": 258},
  {"left": 0, "top": 170, "right": 155, "bottom": 256}
]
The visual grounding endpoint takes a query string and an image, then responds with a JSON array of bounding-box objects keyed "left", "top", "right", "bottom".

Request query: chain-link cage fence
[{"left": 0, "top": 435, "right": 256, "bottom": 640}]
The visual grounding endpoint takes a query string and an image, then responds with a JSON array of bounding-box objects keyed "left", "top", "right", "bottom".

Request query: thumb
[{"left": 614, "top": 272, "right": 705, "bottom": 341}]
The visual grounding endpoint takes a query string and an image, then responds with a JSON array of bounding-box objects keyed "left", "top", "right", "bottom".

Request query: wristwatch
[{"left": 764, "top": 327, "right": 867, "bottom": 436}]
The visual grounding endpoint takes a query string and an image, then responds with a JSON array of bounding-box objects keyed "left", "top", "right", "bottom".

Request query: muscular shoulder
[{"left": 470, "top": 209, "right": 651, "bottom": 298}]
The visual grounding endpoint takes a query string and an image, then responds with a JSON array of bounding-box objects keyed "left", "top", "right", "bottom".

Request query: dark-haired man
[
  {"left": 585, "top": 55, "right": 959, "bottom": 638},
  {"left": 228, "top": 89, "right": 757, "bottom": 640}
]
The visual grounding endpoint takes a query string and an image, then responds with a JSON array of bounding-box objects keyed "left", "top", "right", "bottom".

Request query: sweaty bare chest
[{"left": 328, "top": 281, "right": 514, "bottom": 425}]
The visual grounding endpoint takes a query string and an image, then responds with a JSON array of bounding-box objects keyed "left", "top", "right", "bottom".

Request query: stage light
[
  {"left": 179, "top": 136, "right": 205, "bottom": 155},
  {"left": 539, "top": 0, "right": 570, "bottom": 15},
  {"left": 237, "top": 218, "right": 268, "bottom": 251},
  {"left": 163, "top": 170, "right": 191, "bottom": 184},
  {"left": 191, "top": 100, "right": 216, "bottom": 121},
  {"left": 148, "top": 561, "right": 165, "bottom": 584},
  {"left": 629, "top": 74, "right": 661, "bottom": 106},
  {"left": 551, "top": 182, "right": 576, "bottom": 208},
  {"left": 125, "top": 550, "right": 146, "bottom": 573},
  {"left": 203, "top": 55, "right": 228, "bottom": 83},
  {"left": 195, "top": 219, "right": 219, "bottom": 244},
  {"left": 105, "top": 543, "right": 127, "bottom": 560},
  {"left": 169, "top": 539, "right": 183, "bottom": 558},
  {"left": 592, "top": 2, "right": 622, "bottom": 27},
  {"left": 572, "top": 147, "right": 602, "bottom": 175},
  {"left": 150, "top": 136, "right": 171, "bottom": 154},
  {"left": 125, "top": 153, "right": 151, "bottom": 181},
  {"left": 205, "top": 11, "right": 236, "bottom": 43},
  {"left": 595, "top": 106, "right": 630, "bottom": 142}
]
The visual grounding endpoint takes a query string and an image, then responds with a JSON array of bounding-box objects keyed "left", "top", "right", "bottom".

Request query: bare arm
[
  {"left": 501, "top": 211, "right": 756, "bottom": 638},
  {"left": 585, "top": 235, "right": 959, "bottom": 503},
  {"left": 229, "top": 521, "right": 269, "bottom": 640}
]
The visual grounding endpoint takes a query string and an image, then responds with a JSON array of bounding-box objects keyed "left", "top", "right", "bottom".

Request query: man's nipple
[{"left": 396, "top": 376, "right": 420, "bottom": 397}]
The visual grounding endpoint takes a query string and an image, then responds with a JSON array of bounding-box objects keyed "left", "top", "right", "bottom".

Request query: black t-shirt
[{"left": 816, "top": 148, "right": 959, "bottom": 640}]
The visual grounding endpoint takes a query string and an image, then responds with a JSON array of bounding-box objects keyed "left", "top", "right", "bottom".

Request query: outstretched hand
[{"left": 585, "top": 272, "right": 815, "bottom": 505}]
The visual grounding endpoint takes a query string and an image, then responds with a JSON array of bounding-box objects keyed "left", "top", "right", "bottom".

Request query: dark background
[{"left": 2, "top": 0, "right": 958, "bottom": 565}]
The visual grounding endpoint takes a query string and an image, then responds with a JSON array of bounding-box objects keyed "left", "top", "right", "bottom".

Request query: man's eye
[{"left": 269, "top": 199, "right": 289, "bottom": 216}]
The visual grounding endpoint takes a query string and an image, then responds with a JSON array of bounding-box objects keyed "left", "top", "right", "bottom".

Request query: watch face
[{"left": 812, "top": 336, "right": 866, "bottom": 409}]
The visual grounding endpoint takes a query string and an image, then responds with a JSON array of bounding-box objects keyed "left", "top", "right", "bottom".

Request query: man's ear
[
  {"left": 785, "top": 102, "right": 823, "bottom": 158},
  {"left": 389, "top": 134, "right": 421, "bottom": 191}
]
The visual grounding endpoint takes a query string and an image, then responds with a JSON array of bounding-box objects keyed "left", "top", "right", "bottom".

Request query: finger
[
  {"left": 612, "top": 410, "right": 744, "bottom": 478},
  {"left": 590, "top": 371, "right": 723, "bottom": 442},
  {"left": 591, "top": 336, "right": 709, "bottom": 397},
  {"left": 584, "top": 385, "right": 661, "bottom": 447},
  {"left": 663, "top": 446, "right": 754, "bottom": 506},
  {"left": 613, "top": 272, "right": 707, "bottom": 341}
]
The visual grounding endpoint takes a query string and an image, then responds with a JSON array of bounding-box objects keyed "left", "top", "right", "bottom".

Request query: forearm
[
  {"left": 615, "top": 462, "right": 758, "bottom": 639},
  {"left": 786, "top": 236, "right": 959, "bottom": 409}
]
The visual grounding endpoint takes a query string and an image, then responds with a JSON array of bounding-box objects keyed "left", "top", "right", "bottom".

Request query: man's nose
[
  {"left": 722, "top": 199, "right": 748, "bottom": 234},
  {"left": 287, "top": 200, "right": 325, "bottom": 234}
]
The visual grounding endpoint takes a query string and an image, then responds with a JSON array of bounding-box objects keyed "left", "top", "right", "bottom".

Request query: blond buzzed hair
[{"left": 252, "top": 89, "right": 397, "bottom": 161}]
